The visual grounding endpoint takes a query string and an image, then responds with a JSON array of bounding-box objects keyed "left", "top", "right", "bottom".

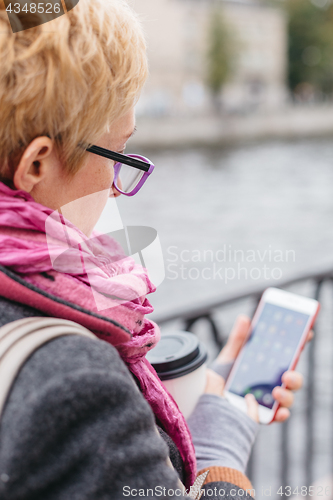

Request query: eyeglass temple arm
[{"left": 86, "top": 145, "right": 150, "bottom": 172}]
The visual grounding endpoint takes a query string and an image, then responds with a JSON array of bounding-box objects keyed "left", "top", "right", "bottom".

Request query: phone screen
[{"left": 228, "top": 303, "right": 310, "bottom": 409}]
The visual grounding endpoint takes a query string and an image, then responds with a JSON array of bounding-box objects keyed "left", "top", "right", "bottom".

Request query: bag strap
[
  {"left": 0, "top": 317, "right": 96, "bottom": 419},
  {"left": 0, "top": 317, "right": 208, "bottom": 497}
]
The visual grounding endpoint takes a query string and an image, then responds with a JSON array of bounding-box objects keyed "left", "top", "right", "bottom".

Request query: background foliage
[
  {"left": 206, "top": 8, "right": 233, "bottom": 96},
  {"left": 286, "top": 0, "right": 333, "bottom": 95}
]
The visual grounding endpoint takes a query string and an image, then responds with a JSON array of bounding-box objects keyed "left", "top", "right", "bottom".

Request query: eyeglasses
[{"left": 86, "top": 145, "right": 155, "bottom": 196}]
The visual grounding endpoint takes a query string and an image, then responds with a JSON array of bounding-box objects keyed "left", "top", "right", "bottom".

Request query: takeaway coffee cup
[{"left": 146, "top": 331, "right": 207, "bottom": 419}]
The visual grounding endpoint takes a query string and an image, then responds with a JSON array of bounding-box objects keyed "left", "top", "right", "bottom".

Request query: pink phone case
[{"left": 225, "top": 292, "right": 320, "bottom": 424}]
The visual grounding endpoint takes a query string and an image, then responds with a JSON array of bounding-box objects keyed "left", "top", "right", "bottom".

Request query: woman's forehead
[{"left": 107, "top": 109, "right": 136, "bottom": 144}]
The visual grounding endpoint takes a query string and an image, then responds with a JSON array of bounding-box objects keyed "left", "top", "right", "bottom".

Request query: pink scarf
[{"left": 0, "top": 182, "right": 196, "bottom": 487}]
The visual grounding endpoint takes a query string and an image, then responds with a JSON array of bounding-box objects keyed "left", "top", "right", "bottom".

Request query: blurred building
[{"left": 132, "top": 0, "right": 288, "bottom": 116}]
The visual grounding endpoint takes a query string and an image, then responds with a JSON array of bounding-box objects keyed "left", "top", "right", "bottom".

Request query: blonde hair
[{"left": 0, "top": 0, "right": 148, "bottom": 178}]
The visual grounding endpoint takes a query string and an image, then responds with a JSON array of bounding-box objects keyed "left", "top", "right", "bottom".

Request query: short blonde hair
[{"left": 0, "top": 0, "right": 148, "bottom": 178}]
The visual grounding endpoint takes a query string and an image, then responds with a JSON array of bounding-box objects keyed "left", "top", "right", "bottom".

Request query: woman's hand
[
  {"left": 204, "top": 368, "right": 259, "bottom": 422},
  {"left": 205, "top": 314, "right": 312, "bottom": 423}
]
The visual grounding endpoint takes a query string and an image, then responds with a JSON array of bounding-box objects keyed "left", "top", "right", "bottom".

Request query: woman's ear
[{"left": 13, "top": 137, "right": 54, "bottom": 192}]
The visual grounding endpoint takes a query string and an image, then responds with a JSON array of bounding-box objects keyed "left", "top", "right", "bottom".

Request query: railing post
[
  {"left": 184, "top": 314, "right": 224, "bottom": 351},
  {"left": 204, "top": 314, "right": 224, "bottom": 351},
  {"left": 246, "top": 446, "right": 255, "bottom": 484},
  {"left": 281, "top": 418, "right": 290, "bottom": 495},
  {"left": 184, "top": 316, "right": 200, "bottom": 333}
]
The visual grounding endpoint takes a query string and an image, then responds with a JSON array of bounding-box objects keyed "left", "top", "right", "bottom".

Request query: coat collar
[{"left": 0, "top": 265, "right": 132, "bottom": 346}]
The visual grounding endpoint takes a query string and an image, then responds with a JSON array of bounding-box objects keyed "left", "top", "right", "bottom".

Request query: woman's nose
[{"left": 109, "top": 183, "right": 122, "bottom": 198}]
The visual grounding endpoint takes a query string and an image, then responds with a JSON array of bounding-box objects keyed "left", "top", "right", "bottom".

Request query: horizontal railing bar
[{"left": 153, "top": 268, "right": 333, "bottom": 325}]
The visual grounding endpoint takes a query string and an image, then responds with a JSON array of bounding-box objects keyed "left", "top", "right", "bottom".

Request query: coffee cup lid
[{"left": 146, "top": 331, "right": 207, "bottom": 380}]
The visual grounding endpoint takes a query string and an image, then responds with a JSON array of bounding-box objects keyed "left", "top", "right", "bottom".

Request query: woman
[{"left": 0, "top": 0, "right": 305, "bottom": 498}]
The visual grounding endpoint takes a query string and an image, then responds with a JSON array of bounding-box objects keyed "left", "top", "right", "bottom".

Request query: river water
[
  {"left": 106, "top": 137, "right": 333, "bottom": 496},
  {"left": 118, "top": 138, "right": 333, "bottom": 316}
]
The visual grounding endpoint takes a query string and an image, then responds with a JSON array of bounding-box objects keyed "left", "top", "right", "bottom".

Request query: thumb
[
  {"left": 204, "top": 369, "right": 225, "bottom": 396},
  {"left": 245, "top": 393, "right": 259, "bottom": 422},
  {"left": 217, "top": 314, "right": 251, "bottom": 364}
]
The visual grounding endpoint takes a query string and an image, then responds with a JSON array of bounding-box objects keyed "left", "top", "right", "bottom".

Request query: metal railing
[{"left": 153, "top": 268, "right": 333, "bottom": 493}]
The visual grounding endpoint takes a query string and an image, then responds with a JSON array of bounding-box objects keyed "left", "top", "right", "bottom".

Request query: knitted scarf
[{"left": 0, "top": 182, "right": 196, "bottom": 488}]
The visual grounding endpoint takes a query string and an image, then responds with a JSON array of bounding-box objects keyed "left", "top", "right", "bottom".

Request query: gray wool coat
[{"left": 0, "top": 266, "right": 254, "bottom": 500}]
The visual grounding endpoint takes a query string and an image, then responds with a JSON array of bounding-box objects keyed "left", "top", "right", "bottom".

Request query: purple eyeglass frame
[{"left": 86, "top": 145, "right": 155, "bottom": 196}]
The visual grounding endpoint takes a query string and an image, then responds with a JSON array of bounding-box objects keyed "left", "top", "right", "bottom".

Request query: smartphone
[{"left": 224, "top": 287, "right": 320, "bottom": 424}]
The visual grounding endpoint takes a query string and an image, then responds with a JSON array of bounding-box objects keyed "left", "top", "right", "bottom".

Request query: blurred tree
[
  {"left": 206, "top": 7, "right": 234, "bottom": 104},
  {"left": 287, "top": 0, "right": 333, "bottom": 96}
]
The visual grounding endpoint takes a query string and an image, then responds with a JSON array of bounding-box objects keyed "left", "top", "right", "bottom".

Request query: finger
[
  {"left": 272, "top": 386, "right": 294, "bottom": 408},
  {"left": 281, "top": 371, "right": 303, "bottom": 391},
  {"left": 274, "top": 407, "right": 291, "bottom": 423},
  {"left": 217, "top": 315, "right": 251, "bottom": 364},
  {"left": 307, "top": 330, "right": 314, "bottom": 343},
  {"left": 245, "top": 393, "right": 259, "bottom": 422},
  {"left": 204, "top": 368, "right": 225, "bottom": 396}
]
